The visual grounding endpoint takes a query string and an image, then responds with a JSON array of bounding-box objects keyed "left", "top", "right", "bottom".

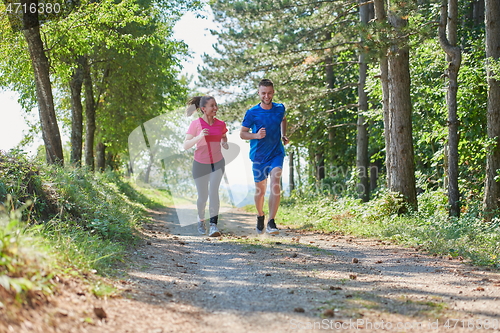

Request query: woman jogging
[{"left": 183, "top": 96, "right": 228, "bottom": 237}]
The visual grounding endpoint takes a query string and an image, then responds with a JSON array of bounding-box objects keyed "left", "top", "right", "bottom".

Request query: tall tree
[
  {"left": 356, "top": 0, "right": 371, "bottom": 202},
  {"left": 6, "top": 0, "right": 65, "bottom": 164},
  {"left": 373, "top": 0, "right": 391, "bottom": 189},
  {"left": 439, "top": 0, "right": 462, "bottom": 217},
  {"left": 483, "top": 0, "right": 500, "bottom": 218},
  {"left": 83, "top": 56, "right": 97, "bottom": 170},
  {"left": 386, "top": 1, "right": 417, "bottom": 209},
  {"left": 69, "top": 57, "right": 84, "bottom": 166}
]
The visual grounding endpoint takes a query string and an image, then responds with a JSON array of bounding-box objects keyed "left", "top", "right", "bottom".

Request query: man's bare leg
[
  {"left": 255, "top": 179, "right": 267, "bottom": 217},
  {"left": 268, "top": 167, "right": 282, "bottom": 220}
]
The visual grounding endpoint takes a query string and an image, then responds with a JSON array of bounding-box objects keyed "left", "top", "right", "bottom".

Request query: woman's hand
[
  {"left": 222, "top": 142, "right": 229, "bottom": 150},
  {"left": 198, "top": 128, "right": 209, "bottom": 138}
]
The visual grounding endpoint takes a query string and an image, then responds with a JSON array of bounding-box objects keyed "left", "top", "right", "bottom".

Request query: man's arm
[
  {"left": 240, "top": 126, "right": 266, "bottom": 140},
  {"left": 281, "top": 117, "right": 289, "bottom": 145}
]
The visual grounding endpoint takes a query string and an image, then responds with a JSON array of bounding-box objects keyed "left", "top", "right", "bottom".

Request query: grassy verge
[
  {"left": 244, "top": 189, "right": 500, "bottom": 268},
  {"left": 0, "top": 151, "right": 165, "bottom": 321}
]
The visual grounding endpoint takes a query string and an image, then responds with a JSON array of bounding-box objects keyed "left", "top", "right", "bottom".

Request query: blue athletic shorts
[{"left": 252, "top": 154, "right": 284, "bottom": 183}]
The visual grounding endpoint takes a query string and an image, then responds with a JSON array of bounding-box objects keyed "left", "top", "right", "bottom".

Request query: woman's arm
[
  {"left": 221, "top": 134, "right": 229, "bottom": 149},
  {"left": 183, "top": 129, "right": 208, "bottom": 150}
]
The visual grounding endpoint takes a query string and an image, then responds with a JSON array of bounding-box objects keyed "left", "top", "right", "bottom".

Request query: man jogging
[{"left": 240, "top": 79, "right": 289, "bottom": 234}]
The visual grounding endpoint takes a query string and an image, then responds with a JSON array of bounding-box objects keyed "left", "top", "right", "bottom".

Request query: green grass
[
  {"left": 244, "top": 188, "right": 500, "bottom": 268},
  {"left": 0, "top": 150, "right": 174, "bottom": 313}
]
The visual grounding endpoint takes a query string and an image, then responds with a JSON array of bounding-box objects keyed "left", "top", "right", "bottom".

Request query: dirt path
[{"left": 6, "top": 206, "right": 500, "bottom": 332}]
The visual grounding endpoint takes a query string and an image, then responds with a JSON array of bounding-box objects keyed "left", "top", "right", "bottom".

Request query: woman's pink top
[{"left": 186, "top": 118, "right": 228, "bottom": 164}]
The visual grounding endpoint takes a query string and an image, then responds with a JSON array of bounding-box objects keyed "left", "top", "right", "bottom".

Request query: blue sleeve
[{"left": 242, "top": 110, "right": 253, "bottom": 129}]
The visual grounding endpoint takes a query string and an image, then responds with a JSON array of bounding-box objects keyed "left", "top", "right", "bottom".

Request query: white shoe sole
[{"left": 266, "top": 229, "right": 279, "bottom": 235}]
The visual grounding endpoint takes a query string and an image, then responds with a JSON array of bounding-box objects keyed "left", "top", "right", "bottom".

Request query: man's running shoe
[
  {"left": 197, "top": 220, "right": 206, "bottom": 234},
  {"left": 266, "top": 219, "right": 279, "bottom": 235},
  {"left": 209, "top": 223, "right": 221, "bottom": 237},
  {"left": 256, "top": 215, "right": 265, "bottom": 234}
]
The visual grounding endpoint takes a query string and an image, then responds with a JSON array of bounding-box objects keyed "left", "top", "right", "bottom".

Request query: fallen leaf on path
[
  {"left": 56, "top": 309, "right": 69, "bottom": 317},
  {"left": 349, "top": 274, "right": 357, "bottom": 280},
  {"left": 322, "top": 309, "right": 335, "bottom": 317},
  {"left": 352, "top": 258, "right": 359, "bottom": 263},
  {"left": 294, "top": 307, "right": 305, "bottom": 313},
  {"left": 93, "top": 307, "right": 107, "bottom": 319}
]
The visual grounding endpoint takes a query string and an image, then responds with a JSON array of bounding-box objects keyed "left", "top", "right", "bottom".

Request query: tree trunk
[
  {"left": 386, "top": 8, "right": 417, "bottom": 210},
  {"left": 83, "top": 56, "right": 96, "bottom": 171},
  {"left": 439, "top": 0, "right": 462, "bottom": 217},
  {"left": 483, "top": 0, "right": 500, "bottom": 219},
  {"left": 96, "top": 142, "right": 106, "bottom": 172},
  {"left": 373, "top": 0, "right": 391, "bottom": 189},
  {"left": 473, "top": 0, "right": 485, "bottom": 26},
  {"left": 70, "top": 56, "right": 84, "bottom": 167},
  {"left": 106, "top": 151, "right": 117, "bottom": 170},
  {"left": 315, "top": 152, "right": 325, "bottom": 181},
  {"left": 296, "top": 148, "right": 302, "bottom": 192},
  {"left": 289, "top": 150, "right": 295, "bottom": 192},
  {"left": 356, "top": 0, "right": 370, "bottom": 202},
  {"left": 370, "top": 160, "right": 380, "bottom": 191},
  {"left": 21, "top": 0, "right": 64, "bottom": 165}
]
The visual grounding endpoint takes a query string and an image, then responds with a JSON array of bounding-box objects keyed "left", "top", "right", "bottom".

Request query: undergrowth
[
  {"left": 0, "top": 150, "right": 161, "bottom": 317},
  {"left": 250, "top": 188, "right": 500, "bottom": 268}
]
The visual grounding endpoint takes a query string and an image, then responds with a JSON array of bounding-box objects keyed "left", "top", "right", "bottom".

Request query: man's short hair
[{"left": 258, "top": 79, "right": 274, "bottom": 88}]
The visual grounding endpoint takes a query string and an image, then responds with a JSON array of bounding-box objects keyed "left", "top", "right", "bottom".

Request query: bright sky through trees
[{"left": 0, "top": 6, "right": 218, "bottom": 152}]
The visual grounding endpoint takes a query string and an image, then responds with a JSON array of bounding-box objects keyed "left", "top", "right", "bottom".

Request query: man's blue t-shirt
[{"left": 242, "top": 102, "right": 286, "bottom": 162}]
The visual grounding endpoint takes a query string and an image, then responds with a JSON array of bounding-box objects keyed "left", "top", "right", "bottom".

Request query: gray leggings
[{"left": 192, "top": 159, "right": 225, "bottom": 222}]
